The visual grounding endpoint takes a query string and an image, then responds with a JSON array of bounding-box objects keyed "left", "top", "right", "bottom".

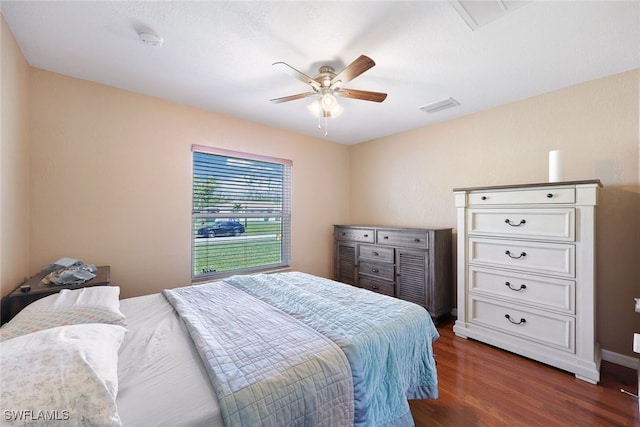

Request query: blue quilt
[
  {"left": 223, "top": 272, "right": 439, "bottom": 427},
  {"left": 164, "top": 272, "right": 439, "bottom": 427},
  {"left": 163, "top": 281, "right": 355, "bottom": 427}
]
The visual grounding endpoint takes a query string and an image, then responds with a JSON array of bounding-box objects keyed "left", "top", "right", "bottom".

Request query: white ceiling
[{"left": 1, "top": 1, "right": 639, "bottom": 145}]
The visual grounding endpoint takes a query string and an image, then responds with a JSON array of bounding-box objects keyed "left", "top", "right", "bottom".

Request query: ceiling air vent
[
  {"left": 419, "top": 97, "right": 460, "bottom": 113},
  {"left": 450, "top": 0, "right": 530, "bottom": 31}
]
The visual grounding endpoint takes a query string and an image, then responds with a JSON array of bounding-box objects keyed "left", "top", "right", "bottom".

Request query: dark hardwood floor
[{"left": 410, "top": 319, "right": 639, "bottom": 426}]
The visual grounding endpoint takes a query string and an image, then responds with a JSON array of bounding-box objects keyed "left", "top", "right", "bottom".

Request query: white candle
[{"left": 549, "top": 150, "right": 563, "bottom": 182}]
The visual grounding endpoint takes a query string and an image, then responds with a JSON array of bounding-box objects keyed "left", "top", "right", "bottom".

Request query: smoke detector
[{"left": 138, "top": 31, "right": 163, "bottom": 47}]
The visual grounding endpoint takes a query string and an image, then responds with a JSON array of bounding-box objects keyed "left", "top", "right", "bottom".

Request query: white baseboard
[{"left": 602, "top": 349, "right": 640, "bottom": 370}]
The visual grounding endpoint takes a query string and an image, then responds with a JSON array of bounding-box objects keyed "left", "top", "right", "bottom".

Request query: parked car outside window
[{"left": 197, "top": 221, "right": 245, "bottom": 238}]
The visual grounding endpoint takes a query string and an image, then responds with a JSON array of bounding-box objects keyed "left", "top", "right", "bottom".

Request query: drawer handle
[
  {"left": 504, "top": 218, "right": 526, "bottom": 227},
  {"left": 481, "top": 196, "right": 488, "bottom": 200},
  {"left": 505, "top": 281, "right": 527, "bottom": 291},
  {"left": 383, "top": 236, "right": 389, "bottom": 240},
  {"left": 372, "top": 269, "right": 379, "bottom": 273},
  {"left": 547, "top": 193, "right": 553, "bottom": 198},
  {"left": 505, "top": 250, "right": 526, "bottom": 259},
  {"left": 363, "top": 234, "right": 369, "bottom": 237},
  {"left": 505, "top": 314, "right": 526, "bottom": 325},
  {"left": 371, "top": 285, "right": 379, "bottom": 290},
  {"left": 414, "top": 238, "right": 421, "bottom": 243},
  {"left": 372, "top": 251, "right": 379, "bottom": 256}
]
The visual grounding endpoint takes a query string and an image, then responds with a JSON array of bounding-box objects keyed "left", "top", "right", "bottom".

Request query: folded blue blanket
[{"left": 164, "top": 281, "right": 355, "bottom": 427}]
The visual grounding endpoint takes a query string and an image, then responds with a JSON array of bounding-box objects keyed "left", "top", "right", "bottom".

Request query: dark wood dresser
[{"left": 334, "top": 225, "right": 452, "bottom": 322}]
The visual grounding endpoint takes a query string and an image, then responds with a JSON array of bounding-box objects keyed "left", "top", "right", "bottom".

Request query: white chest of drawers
[{"left": 453, "top": 180, "right": 601, "bottom": 383}]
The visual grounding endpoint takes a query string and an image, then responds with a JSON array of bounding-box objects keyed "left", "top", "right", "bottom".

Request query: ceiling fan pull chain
[{"left": 324, "top": 114, "right": 329, "bottom": 137}]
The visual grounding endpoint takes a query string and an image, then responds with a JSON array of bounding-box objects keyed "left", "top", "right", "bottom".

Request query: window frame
[{"left": 191, "top": 144, "right": 292, "bottom": 281}]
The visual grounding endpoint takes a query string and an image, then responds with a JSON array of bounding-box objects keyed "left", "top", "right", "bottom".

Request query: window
[{"left": 191, "top": 145, "right": 291, "bottom": 280}]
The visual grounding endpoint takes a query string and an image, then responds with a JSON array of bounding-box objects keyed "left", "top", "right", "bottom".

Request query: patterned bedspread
[{"left": 164, "top": 271, "right": 439, "bottom": 427}]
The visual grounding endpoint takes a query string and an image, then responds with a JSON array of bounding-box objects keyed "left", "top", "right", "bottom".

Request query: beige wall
[
  {"left": 27, "top": 70, "right": 350, "bottom": 299},
  {"left": 349, "top": 69, "right": 640, "bottom": 358},
  {"left": 3, "top": 14, "right": 638, "bottom": 359},
  {"left": 0, "top": 15, "right": 31, "bottom": 299}
]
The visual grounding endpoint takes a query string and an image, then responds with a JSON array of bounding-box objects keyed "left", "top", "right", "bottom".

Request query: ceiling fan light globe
[
  {"left": 307, "top": 99, "right": 343, "bottom": 118},
  {"left": 307, "top": 100, "right": 322, "bottom": 117},
  {"left": 329, "top": 104, "right": 344, "bottom": 118},
  {"left": 321, "top": 93, "right": 338, "bottom": 111}
]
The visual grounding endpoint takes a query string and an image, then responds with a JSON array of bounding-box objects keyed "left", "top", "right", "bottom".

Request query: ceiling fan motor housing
[{"left": 316, "top": 66, "right": 337, "bottom": 87}]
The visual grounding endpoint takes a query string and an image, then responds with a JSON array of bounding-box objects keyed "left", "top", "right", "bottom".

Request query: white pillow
[
  {"left": 0, "top": 323, "right": 126, "bottom": 426},
  {"left": 0, "top": 286, "right": 126, "bottom": 341}
]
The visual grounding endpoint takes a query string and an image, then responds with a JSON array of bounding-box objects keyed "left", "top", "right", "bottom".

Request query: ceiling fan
[{"left": 269, "top": 55, "right": 387, "bottom": 118}]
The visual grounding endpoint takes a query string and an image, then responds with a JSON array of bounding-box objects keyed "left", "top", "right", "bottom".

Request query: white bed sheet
[{"left": 116, "top": 293, "right": 223, "bottom": 427}]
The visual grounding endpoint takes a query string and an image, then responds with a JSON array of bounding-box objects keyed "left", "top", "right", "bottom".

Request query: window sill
[{"left": 191, "top": 266, "right": 292, "bottom": 285}]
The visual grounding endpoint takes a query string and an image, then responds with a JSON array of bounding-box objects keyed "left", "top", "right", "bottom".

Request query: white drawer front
[
  {"left": 469, "top": 296, "right": 575, "bottom": 352},
  {"left": 469, "top": 187, "right": 575, "bottom": 205},
  {"left": 469, "top": 238, "right": 575, "bottom": 277},
  {"left": 468, "top": 208, "right": 575, "bottom": 241},
  {"left": 469, "top": 267, "right": 575, "bottom": 314}
]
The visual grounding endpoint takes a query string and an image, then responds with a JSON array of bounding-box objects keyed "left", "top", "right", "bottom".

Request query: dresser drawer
[
  {"left": 469, "top": 267, "right": 575, "bottom": 313},
  {"left": 335, "top": 227, "right": 374, "bottom": 243},
  {"left": 469, "top": 187, "right": 575, "bottom": 205},
  {"left": 358, "top": 276, "right": 395, "bottom": 297},
  {"left": 469, "top": 238, "right": 575, "bottom": 277},
  {"left": 359, "top": 244, "right": 394, "bottom": 263},
  {"left": 376, "top": 229, "right": 429, "bottom": 249},
  {"left": 468, "top": 208, "right": 575, "bottom": 241},
  {"left": 469, "top": 296, "right": 575, "bottom": 352},
  {"left": 358, "top": 260, "right": 395, "bottom": 281}
]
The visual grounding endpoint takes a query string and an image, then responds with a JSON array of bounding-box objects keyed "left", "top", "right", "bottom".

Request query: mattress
[{"left": 116, "top": 293, "right": 224, "bottom": 427}]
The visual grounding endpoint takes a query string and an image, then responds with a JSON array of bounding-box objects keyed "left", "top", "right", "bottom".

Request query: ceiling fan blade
[
  {"left": 330, "top": 55, "right": 376, "bottom": 87},
  {"left": 269, "top": 92, "right": 317, "bottom": 104},
  {"left": 273, "top": 62, "right": 321, "bottom": 90},
  {"left": 336, "top": 88, "right": 387, "bottom": 103}
]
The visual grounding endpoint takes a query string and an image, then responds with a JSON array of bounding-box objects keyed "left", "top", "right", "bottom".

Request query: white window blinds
[{"left": 191, "top": 145, "right": 291, "bottom": 280}]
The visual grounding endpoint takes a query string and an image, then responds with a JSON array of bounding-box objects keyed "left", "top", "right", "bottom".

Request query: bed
[{"left": 0, "top": 271, "right": 439, "bottom": 427}]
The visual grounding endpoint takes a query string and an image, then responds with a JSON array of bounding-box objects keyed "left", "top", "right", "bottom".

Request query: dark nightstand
[{"left": 1, "top": 266, "right": 111, "bottom": 324}]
